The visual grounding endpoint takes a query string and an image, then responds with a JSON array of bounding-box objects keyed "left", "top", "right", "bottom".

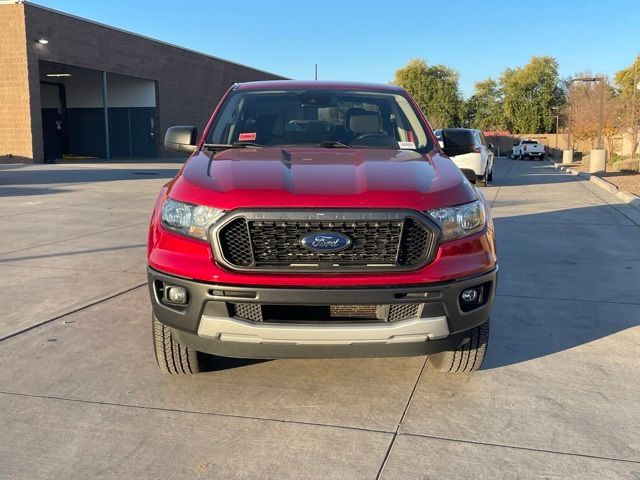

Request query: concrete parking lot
[{"left": 0, "top": 157, "right": 638, "bottom": 479}]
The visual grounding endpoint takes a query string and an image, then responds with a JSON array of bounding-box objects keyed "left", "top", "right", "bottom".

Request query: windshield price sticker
[
  {"left": 398, "top": 141, "right": 416, "bottom": 149},
  {"left": 239, "top": 132, "right": 257, "bottom": 141}
]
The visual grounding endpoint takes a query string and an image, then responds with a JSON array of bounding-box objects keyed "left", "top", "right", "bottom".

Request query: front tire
[
  {"left": 152, "top": 315, "right": 205, "bottom": 374},
  {"left": 428, "top": 319, "right": 489, "bottom": 372}
]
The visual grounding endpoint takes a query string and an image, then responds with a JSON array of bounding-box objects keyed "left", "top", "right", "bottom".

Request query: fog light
[
  {"left": 164, "top": 285, "right": 188, "bottom": 305},
  {"left": 461, "top": 288, "right": 479, "bottom": 303}
]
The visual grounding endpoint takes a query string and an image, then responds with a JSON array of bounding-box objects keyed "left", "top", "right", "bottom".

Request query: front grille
[
  {"left": 228, "top": 303, "right": 423, "bottom": 323},
  {"left": 397, "top": 218, "right": 431, "bottom": 266},
  {"left": 249, "top": 220, "right": 402, "bottom": 266},
  {"left": 214, "top": 210, "right": 437, "bottom": 272},
  {"left": 230, "top": 303, "right": 263, "bottom": 322},
  {"left": 219, "top": 218, "right": 253, "bottom": 266},
  {"left": 388, "top": 303, "right": 422, "bottom": 322}
]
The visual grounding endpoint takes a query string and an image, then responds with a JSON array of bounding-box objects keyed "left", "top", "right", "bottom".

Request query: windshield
[{"left": 206, "top": 89, "right": 433, "bottom": 151}]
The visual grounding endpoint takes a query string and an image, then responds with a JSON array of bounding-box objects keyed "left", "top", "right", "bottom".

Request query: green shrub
[
  {"left": 616, "top": 159, "right": 640, "bottom": 172},
  {"left": 609, "top": 153, "right": 629, "bottom": 164}
]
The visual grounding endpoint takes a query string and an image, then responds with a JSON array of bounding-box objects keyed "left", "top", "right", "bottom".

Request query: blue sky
[{"left": 35, "top": 0, "right": 640, "bottom": 97}]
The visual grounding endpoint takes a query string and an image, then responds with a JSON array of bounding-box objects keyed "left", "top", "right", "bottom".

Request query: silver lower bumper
[{"left": 197, "top": 315, "right": 450, "bottom": 346}]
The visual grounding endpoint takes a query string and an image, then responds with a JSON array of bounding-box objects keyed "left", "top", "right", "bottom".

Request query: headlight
[
  {"left": 161, "top": 198, "right": 225, "bottom": 240},
  {"left": 426, "top": 200, "right": 486, "bottom": 242}
]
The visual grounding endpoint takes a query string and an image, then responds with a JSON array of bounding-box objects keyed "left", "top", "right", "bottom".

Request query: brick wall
[
  {"left": 0, "top": 4, "right": 34, "bottom": 161},
  {"left": 2, "top": 2, "right": 285, "bottom": 162}
]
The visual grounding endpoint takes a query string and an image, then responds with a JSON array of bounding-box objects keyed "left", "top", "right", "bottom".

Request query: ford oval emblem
[{"left": 300, "top": 232, "right": 352, "bottom": 253}]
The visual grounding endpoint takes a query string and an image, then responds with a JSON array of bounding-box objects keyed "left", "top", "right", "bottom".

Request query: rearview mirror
[{"left": 164, "top": 126, "right": 197, "bottom": 154}]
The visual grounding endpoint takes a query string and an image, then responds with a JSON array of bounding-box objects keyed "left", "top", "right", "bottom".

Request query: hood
[{"left": 168, "top": 147, "right": 476, "bottom": 211}]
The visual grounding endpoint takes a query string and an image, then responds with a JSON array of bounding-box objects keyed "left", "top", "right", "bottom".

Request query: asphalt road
[{"left": 0, "top": 158, "right": 638, "bottom": 479}]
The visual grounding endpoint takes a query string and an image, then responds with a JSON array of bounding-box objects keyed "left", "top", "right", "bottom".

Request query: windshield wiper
[
  {"left": 318, "top": 141, "right": 351, "bottom": 148},
  {"left": 203, "top": 142, "right": 265, "bottom": 150}
]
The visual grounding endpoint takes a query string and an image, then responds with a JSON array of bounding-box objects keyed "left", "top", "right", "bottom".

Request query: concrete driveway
[{"left": 0, "top": 158, "right": 638, "bottom": 479}]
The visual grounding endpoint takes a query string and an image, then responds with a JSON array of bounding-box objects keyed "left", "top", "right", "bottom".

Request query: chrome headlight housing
[
  {"left": 426, "top": 200, "right": 486, "bottom": 242},
  {"left": 161, "top": 198, "right": 225, "bottom": 240}
]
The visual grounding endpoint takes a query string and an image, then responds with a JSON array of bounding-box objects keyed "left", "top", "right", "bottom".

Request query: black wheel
[
  {"left": 487, "top": 169, "right": 493, "bottom": 182},
  {"left": 475, "top": 176, "right": 487, "bottom": 187},
  {"left": 428, "top": 319, "right": 490, "bottom": 373},
  {"left": 152, "top": 315, "right": 205, "bottom": 374}
]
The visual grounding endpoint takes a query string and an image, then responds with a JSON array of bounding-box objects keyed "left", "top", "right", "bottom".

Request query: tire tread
[
  {"left": 152, "top": 316, "right": 202, "bottom": 374},
  {"left": 428, "top": 319, "right": 489, "bottom": 373}
]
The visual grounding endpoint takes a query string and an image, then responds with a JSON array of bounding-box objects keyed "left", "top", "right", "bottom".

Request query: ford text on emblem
[{"left": 300, "top": 232, "right": 352, "bottom": 253}]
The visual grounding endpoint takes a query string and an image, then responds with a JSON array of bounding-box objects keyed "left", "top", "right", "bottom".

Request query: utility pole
[{"left": 315, "top": 64, "right": 318, "bottom": 81}]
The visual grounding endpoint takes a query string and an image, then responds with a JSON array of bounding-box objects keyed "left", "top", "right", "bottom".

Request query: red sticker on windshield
[{"left": 239, "top": 132, "right": 256, "bottom": 141}]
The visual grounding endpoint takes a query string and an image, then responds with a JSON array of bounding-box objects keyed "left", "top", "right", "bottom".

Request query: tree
[
  {"left": 564, "top": 79, "right": 599, "bottom": 150},
  {"left": 392, "top": 59, "right": 463, "bottom": 128},
  {"left": 466, "top": 78, "right": 505, "bottom": 131},
  {"left": 602, "top": 95, "right": 626, "bottom": 153},
  {"left": 564, "top": 74, "right": 623, "bottom": 153},
  {"left": 501, "top": 56, "right": 562, "bottom": 133},
  {"left": 614, "top": 55, "right": 640, "bottom": 158}
]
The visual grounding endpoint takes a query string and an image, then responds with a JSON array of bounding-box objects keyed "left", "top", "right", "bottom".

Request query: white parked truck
[{"left": 511, "top": 139, "right": 545, "bottom": 160}]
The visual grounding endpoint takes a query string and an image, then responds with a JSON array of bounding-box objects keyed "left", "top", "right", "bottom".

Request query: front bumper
[{"left": 148, "top": 267, "right": 497, "bottom": 359}]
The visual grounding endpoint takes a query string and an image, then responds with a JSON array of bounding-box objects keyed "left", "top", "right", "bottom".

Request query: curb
[{"left": 545, "top": 158, "right": 640, "bottom": 211}]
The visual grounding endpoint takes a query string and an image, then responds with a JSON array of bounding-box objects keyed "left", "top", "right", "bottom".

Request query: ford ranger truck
[{"left": 148, "top": 80, "right": 497, "bottom": 374}]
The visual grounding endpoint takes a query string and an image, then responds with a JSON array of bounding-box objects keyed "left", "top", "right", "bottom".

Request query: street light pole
[
  {"left": 551, "top": 106, "right": 560, "bottom": 150},
  {"left": 597, "top": 78, "right": 604, "bottom": 150},
  {"left": 632, "top": 64, "right": 638, "bottom": 160}
]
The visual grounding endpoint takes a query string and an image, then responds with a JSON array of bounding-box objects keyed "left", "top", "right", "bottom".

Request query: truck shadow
[
  {"left": 0, "top": 166, "right": 178, "bottom": 196},
  {"left": 479, "top": 162, "right": 640, "bottom": 369}
]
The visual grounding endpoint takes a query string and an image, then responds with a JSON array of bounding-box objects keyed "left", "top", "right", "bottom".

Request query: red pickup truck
[{"left": 148, "top": 81, "right": 497, "bottom": 374}]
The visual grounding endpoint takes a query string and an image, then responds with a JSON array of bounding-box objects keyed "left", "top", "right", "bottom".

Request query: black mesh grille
[
  {"left": 388, "top": 303, "right": 421, "bottom": 322},
  {"left": 230, "top": 303, "right": 263, "bottom": 321},
  {"left": 248, "top": 220, "right": 402, "bottom": 266},
  {"left": 215, "top": 211, "right": 436, "bottom": 271},
  {"left": 397, "top": 218, "right": 431, "bottom": 266},
  {"left": 219, "top": 218, "right": 253, "bottom": 266}
]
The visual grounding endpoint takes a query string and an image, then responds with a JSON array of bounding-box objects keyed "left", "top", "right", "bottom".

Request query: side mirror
[
  {"left": 459, "top": 168, "right": 477, "bottom": 183},
  {"left": 488, "top": 143, "right": 494, "bottom": 150},
  {"left": 164, "top": 126, "right": 197, "bottom": 154},
  {"left": 442, "top": 145, "right": 477, "bottom": 157}
]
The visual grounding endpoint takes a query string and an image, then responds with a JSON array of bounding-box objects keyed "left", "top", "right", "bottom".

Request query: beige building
[{"left": 0, "top": 1, "right": 284, "bottom": 163}]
